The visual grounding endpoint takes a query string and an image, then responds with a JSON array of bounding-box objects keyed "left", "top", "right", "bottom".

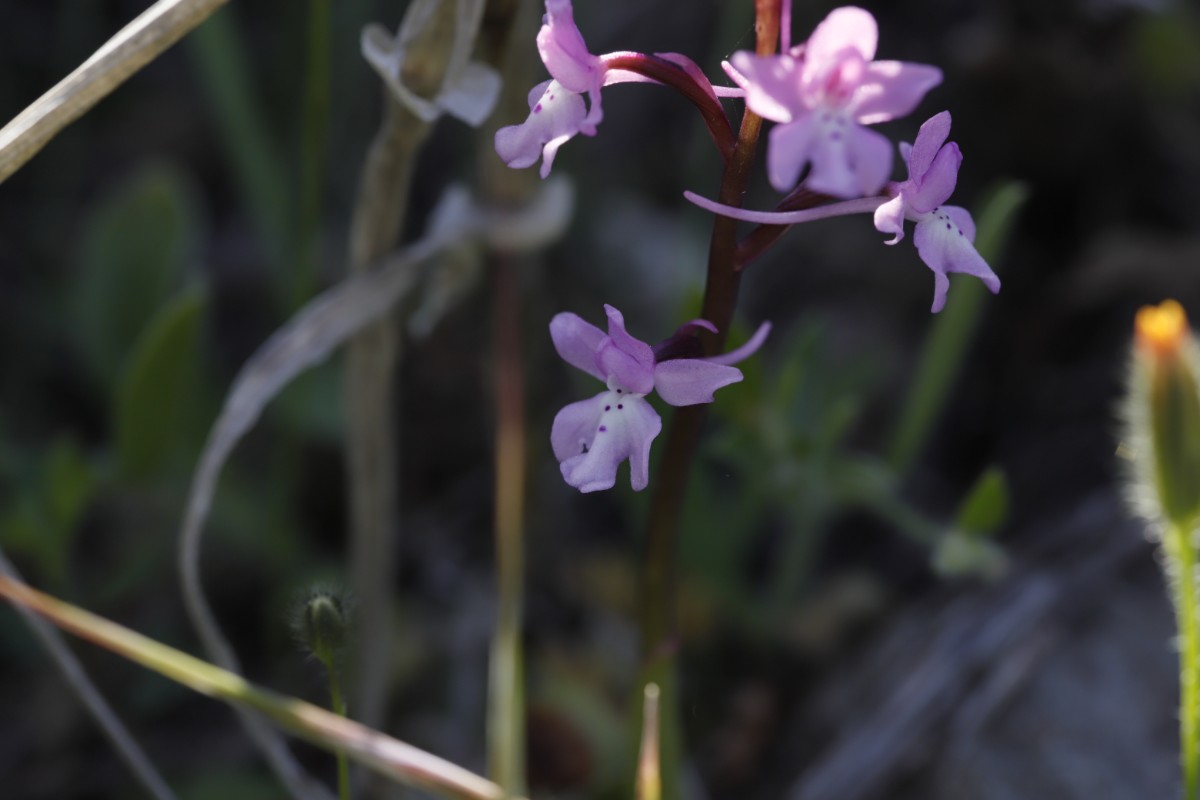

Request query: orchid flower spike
[
  {"left": 873, "top": 111, "right": 999, "bottom": 312},
  {"left": 729, "top": 6, "right": 942, "bottom": 198},
  {"left": 495, "top": 0, "right": 605, "bottom": 178},
  {"left": 551, "top": 306, "right": 770, "bottom": 492}
]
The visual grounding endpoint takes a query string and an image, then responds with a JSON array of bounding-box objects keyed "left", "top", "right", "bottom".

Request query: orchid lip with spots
[
  {"left": 550, "top": 305, "right": 770, "bottom": 493},
  {"left": 494, "top": 0, "right": 611, "bottom": 178}
]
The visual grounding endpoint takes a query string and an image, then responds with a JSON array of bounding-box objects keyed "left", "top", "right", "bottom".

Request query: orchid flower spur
[
  {"left": 683, "top": 111, "right": 999, "bottom": 313},
  {"left": 728, "top": 6, "right": 942, "bottom": 198},
  {"left": 551, "top": 306, "right": 770, "bottom": 492}
]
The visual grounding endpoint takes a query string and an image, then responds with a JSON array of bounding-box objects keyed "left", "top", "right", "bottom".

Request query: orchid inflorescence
[{"left": 495, "top": 1, "right": 1001, "bottom": 491}]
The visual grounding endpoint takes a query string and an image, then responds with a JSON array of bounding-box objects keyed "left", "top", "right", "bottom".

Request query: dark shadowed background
[{"left": 1, "top": 0, "right": 1198, "bottom": 798}]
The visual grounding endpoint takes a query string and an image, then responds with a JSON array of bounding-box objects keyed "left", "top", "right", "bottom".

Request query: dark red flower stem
[
  {"left": 602, "top": 53, "right": 736, "bottom": 162},
  {"left": 635, "top": 4, "right": 782, "bottom": 797}
]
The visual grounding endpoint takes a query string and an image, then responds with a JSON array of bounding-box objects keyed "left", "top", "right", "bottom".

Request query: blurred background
[{"left": 1, "top": 0, "right": 1199, "bottom": 798}]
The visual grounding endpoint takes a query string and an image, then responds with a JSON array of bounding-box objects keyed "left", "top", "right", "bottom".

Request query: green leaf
[
  {"left": 955, "top": 467, "right": 1010, "bottom": 536},
  {"left": 72, "top": 163, "right": 202, "bottom": 387},
  {"left": 931, "top": 531, "right": 1008, "bottom": 582},
  {"left": 115, "top": 288, "right": 207, "bottom": 480},
  {"left": 0, "top": 438, "right": 96, "bottom": 586}
]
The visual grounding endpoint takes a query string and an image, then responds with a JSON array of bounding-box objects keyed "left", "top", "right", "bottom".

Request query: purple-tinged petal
[
  {"left": 849, "top": 62, "right": 942, "bottom": 125},
  {"left": 873, "top": 193, "right": 907, "bottom": 244},
  {"left": 596, "top": 340, "right": 655, "bottom": 394},
  {"left": 603, "top": 305, "right": 655, "bottom": 368},
  {"left": 767, "top": 114, "right": 817, "bottom": 191},
  {"left": 844, "top": 122, "right": 893, "bottom": 196},
  {"left": 550, "top": 312, "right": 606, "bottom": 381},
  {"left": 707, "top": 321, "right": 772, "bottom": 366},
  {"left": 729, "top": 51, "right": 803, "bottom": 123},
  {"left": 802, "top": 50, "right": 868, "bottom": 108},
  {"left": 494, "top": 80, "right": 588, "bottom": 177},
  {"left": 906, "top": 140, "right": 961, "bottom": 213},
  {"left": 904, "top": 111, "right": 952, "bottom": 180},
  {"left": 537, "top": 0, "right": 601, "bottom": 95},
  {"left": 558, "top": 393, "right": 662, "bottom": 492},
  {"left": 805, "top": 7, "right": 878, "bottom": 65},
  {"left": 913, "top": 206, "right": 998, "bottom": 313},
  {"left": 944, "top": 205, "right": 978, "bottom": 242},
  {"left": 653, "top": 359, "right": 743, "bottom": 406},
  {"left": 804, "top": 120, "right": 890, "bottom": 198},
  {"left": 538, "top": 133, "right": 576, "bottom": 178},
  {"left": 551, "top": 392, "right": 607, "bottom": 462}
]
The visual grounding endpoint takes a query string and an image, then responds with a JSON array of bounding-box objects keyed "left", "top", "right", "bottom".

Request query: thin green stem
[
  {"left": 295, "top": 0, "right": 332, "bottom": 306},
  {"left": 489, "top": 255, "right": 527, "bottom": 796},
  {"left": 327, "top": 666, "right": 351, "bottom": 800},
  {"left": 1169, "top": 519, "right": 1200, "bottom": 800},
  {"left": 0, "top": 550, "right": 177, "bottom": 800},
  {"left": 0, "top": 575, "right": 522, "bottom": 800}
]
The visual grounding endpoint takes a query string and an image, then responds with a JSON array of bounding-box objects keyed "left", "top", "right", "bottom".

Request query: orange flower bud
[{"left": 1128, "top": 300, "right": 1200, "bottom": 527}]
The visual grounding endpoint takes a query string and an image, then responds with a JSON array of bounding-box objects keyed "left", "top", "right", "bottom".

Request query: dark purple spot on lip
[
  {"left": 958, "top": 229, "right": 964, "bottom": 236},
  {"left": 945, "top": 222, "right": 952, "bottom": 230},
  {"left": 616, "top": 389, "right": 622, "bottom": 393},
  {"left": 617, "top": 404, "right": 624, "bottom": 409},
  {"left": 534, "top": 103, "right": 542, "bottom": 113},
  {"left": 604, "top": 405, "right": 611, "bottom": 411},
  {"left": 598, "top": 426, "right": 607, "bottom": 433}
]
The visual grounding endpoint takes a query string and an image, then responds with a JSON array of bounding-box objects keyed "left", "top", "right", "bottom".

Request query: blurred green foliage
[
  {"left": 116, "top": 287, "right": 207, "bottom": 480},
  {"left": 71, "top": 164, "right": 204, "bottom": 390},
  {"left": 1, "top": 438, "right": 94, "bottom": 587}
]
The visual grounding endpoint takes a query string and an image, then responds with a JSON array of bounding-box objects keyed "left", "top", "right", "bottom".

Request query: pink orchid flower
[
  {"left": 551, "top": 306, "right": 769, "bottom": 492},
  {"left": 495, "top": 0, "right": 609, "bottom": 178},
  {"left": 873, "top": 111, "right": 999, "bottom": 312},
  {"left": 683, "top": 112, "right": 999, "bottom": 314},
  {"left": 729, "top": 6, "right": 942, "bottom": 198}
]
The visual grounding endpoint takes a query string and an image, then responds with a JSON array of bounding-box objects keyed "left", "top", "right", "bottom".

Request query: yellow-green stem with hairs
[{"left": 1168, "top": 519, "right": 1200, "bottom": 800}]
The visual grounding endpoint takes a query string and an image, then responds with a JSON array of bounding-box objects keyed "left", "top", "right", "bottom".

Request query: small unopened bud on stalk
[
  {"left": 1129, "top": 300, "right": 1200, "bottom": 528},
  {"left": 298, "top": 590, "right": 351, "bottom": 670},
  {"left": 292, "top": 586, "right": 354, "bottom": 800},
  {"left": 1125, "top": 300, "right": 1200, "bottom": 800}
]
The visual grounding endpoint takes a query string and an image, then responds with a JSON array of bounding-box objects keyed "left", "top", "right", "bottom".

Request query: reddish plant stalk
[{"left": 635, "top": 2, "right": 782, "bottom": 797}]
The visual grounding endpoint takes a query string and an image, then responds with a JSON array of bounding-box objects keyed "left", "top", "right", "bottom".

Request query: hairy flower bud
[
  {"left": 294, "top": 588, "right": 352, "bottom": 669},
  {"left": 1126, "top": 300, "right": 1200, "bottom": 527}
]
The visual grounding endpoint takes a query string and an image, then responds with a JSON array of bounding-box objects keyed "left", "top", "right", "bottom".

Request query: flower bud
[
  {"left": 1127, "top": 300, "right": 1200, "bottom": 527},
  {"left": 295, "top": 588, "right": 351, "bottom": 669}
]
